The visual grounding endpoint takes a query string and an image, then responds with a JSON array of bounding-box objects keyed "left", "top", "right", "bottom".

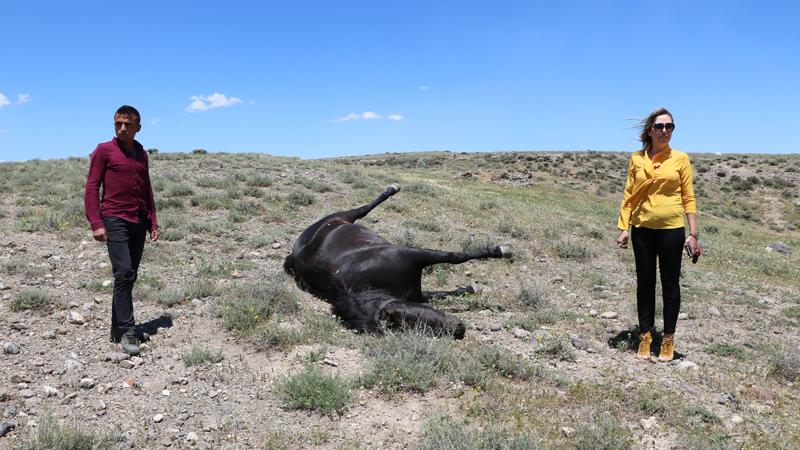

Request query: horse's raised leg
[
  {"left": 337, "top": 185, "right": 400, "bottom": 223},
  {"left": 406, "top": 245, "right": 512, "bottom": 267}
]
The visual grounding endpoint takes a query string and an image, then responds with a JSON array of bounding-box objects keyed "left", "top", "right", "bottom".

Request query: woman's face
[{"left": 648, "top": 114, "right": 674, "bottom": 148}]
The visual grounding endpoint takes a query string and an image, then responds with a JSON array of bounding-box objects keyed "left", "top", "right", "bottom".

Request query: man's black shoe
[
  {"left": 110, "top": 328, "right": 123, "bottom": 343},
  {"left": 120, "top": 331, "right": 140, "bottom": 356}
]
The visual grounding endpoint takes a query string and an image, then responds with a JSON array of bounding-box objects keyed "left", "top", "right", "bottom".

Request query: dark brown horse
[{"left": 283, "top": 186, "right": 511, "bottom": 339}]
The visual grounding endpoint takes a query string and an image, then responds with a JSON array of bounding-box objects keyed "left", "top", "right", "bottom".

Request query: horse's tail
[{"left": 283, "top": 253, "right": 295, "bottom": 276}]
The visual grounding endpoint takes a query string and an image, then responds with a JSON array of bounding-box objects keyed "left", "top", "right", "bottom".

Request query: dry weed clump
[
  {"left": 417, "top": 413, "right": 539, "bottom": 450},
  {"left": 277, "top": 365, "right": 353, "bottom": 415}
]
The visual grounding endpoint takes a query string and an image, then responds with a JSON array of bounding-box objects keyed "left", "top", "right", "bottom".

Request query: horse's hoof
[
  {"left": 387, "top": 184, "right": 401, "bottom": 195},
  {"left": 498, "top": 245, "right": 513, "bottom": 258}
]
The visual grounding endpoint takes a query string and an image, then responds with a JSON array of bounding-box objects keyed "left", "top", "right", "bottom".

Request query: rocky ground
[{"left": 1, "top": 151, "right": 799, "bottom": 449}]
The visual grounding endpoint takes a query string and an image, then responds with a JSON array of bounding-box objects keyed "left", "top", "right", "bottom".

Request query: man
[{"left": 84, "top": 105, "right": 159, "bottom": 356}]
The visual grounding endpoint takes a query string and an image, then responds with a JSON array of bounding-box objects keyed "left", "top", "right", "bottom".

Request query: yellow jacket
[{"left": 617, "top": 146, "right": 696, "bottom": 230}]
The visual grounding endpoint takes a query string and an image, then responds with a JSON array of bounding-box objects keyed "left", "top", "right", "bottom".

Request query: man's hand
[
  {"left": 93, "top": 228, "right": 107, "bottom": 242},
  {"left": 150, "top": 229, "right": 159, "bottom": 242}
]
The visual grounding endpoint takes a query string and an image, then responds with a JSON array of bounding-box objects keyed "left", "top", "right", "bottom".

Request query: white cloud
[
  {"left": 0, "top": 92, "right": 10, "bottom": 110},
  {"left": 332, "top": 111, "right": 405, "bottom": 122},
  {"left": 150, "top": 118, "right": 161, "bottom": 126},
  {"left": 185, "top": 92, "right": 243, "bottom": 113},
  {"left": 16, "top": 93, "right": 31, "bottom": 105},
  {"left": 0, "top": 128, "right": 7, "bottom": 134},
  {"left": 361, "top": 111, "right": 381, "bottom": 120},
  {"left": 418, "top": 85, "right": 431, "bottom": 90}
]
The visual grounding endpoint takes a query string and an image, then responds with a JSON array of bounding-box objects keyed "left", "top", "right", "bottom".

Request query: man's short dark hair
[{"left": 115, "top": 105, "right": 141, "bottom": 123}]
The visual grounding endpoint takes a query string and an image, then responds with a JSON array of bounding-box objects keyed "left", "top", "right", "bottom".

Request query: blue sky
[{"left": 2, "top": 1, "right": 799, "bottom": 161}]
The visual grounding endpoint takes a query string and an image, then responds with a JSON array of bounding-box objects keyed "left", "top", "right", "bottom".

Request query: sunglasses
[{"left": 652, "top": 123, "right": 675, "bottom": 132}]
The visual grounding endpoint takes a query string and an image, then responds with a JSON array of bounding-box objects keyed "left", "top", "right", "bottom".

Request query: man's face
[{"left": 114, "top": 113, "right": 141, "bottom": 144}]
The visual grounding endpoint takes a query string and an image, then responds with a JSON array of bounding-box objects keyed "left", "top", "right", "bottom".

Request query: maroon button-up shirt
[{"left": 84, "top": 138, "right": 158, "bottom": 232}]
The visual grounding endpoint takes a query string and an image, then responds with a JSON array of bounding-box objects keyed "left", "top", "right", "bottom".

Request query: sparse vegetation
[{"left": 277, "top": 365, "right": 353, "bottom": 415}]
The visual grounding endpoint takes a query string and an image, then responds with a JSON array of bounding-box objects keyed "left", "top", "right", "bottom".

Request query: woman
[{"left": 616, "top": 107, "right": 699, "bottom": 362}]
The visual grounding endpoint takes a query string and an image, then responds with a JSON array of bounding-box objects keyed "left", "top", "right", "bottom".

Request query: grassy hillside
[{"left": 1, "top": 150, "right": 798, "bottom": 448}]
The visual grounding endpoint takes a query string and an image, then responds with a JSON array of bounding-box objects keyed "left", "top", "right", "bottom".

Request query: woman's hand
[
  {"left": 685, "top": 234, "right": 699, "bottom": 255},
  {"left": 616, "top": 230, "right": 629, "bottom": 249}
]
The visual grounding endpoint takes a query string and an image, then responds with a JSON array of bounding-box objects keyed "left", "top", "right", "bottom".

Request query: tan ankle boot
[
  {"left": 637, "top": 331, "right": 652, "bottom": 359},
  {"left": 658, "top": 334, "right": 674, "bottom": 362}
]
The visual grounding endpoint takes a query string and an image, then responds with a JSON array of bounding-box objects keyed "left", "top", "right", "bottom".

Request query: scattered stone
[
  {"left": 105, "top": 352, "right": 130, "bottom": 363},
  {"left": 765, "top": 242, "right": 793, "bottom": 254},
  {"left": 560, "top": 426, "right": 575, "bottom": 437},
  {"left": 130, "top": 356, "right": 144, "bottom": 367},
  {"left": 65, "top": 360, "right": 83, "bottom": 373},
  {"left": 678, "top": 312, "right": 689, "bottom": 320},
  {"left": 678, "top": 360, "right": 699, "bottom": 370},
  {"left": 489, "top": 324, "right": 502, "bottom": 332},
  {"left": 0, "top": 389, "right": 10, "bottom": 402},
  {"left": 92, "top": 400, "right": 106, "bottom": 411},
  {"left": 102, "top": 279, "right": 113, "bottom": 287},
  {"left": 511, "top": 328, "right": 530, "bottom": 339},
  {"left": 323, "top": 358, "right": 338, "bottom": 367},
  {"left": 79, "top": 378, "right": 96, "bottom": 389},
  {"left": 143, "top": 379, "right": 167, "bottom": 394},
  {"left": 599, "top": 311, "right": 618, "bottom": 319},
  {"left": 119, "top": 360, "right": 135, "bottom": 369},
  {"left": 0, "top": 283, "right": 10, "bottom": 291},
  {"left": 0, "top": 421, "right": 16, "bottom": 438},
  {"left": 67, "top": 311, "right": 85, "bottom": 325},
  {"left": 2, "top": 342, "right": 19, "bottom": 355},
  {"left": 641, "top": 416, "right": 657, "bottom": 430},
  {"left": 730, "top": 415, "right": 744, "bottom": 424},
  {"left": 9, "top": 323, "right": 28, "bottom": 331},
  {"left": 41, "top": 331, "right": 56, "bottom": 340},
  {"left": 19, "top": 389, "right": 34, "bottom": 399},
  {"left": 718, "top": 393, "right": 734, "bottom": 404},
  {"left": 231, "top": 270, "right": 243, "bottom": 279},
  {"left": 588, "top": 309, "right": 598, "bottom": 317},
  {"left": 271, "top": 242, "right": 282, "bottom": 249},
  {"left": 741, "top": 386, "right": 776, "bottom": 402},
  {"left": 570, "top": 336, "right": 589, "bottom": 351},
  {"left": 708, "top": 307, "right": 721, "bottom": 317},
  {"left": 24, "top": 397, "right": 40, "bottom": 409},
  {"left": 162, "top": 390, "right": 171, "bottom": 396},
  {"left": 153, "top": 414, "right": 164, "bottom": 423},
  {"left": 42, "top": 386, "right": 60, "bottom": 397},
  {"left": 185, "top": 432, "right": 199, "bottom": 444}
]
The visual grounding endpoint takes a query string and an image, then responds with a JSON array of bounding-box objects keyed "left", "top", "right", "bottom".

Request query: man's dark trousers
[{"left": 103, "top": 216, "right": 147, "bottom": 335}]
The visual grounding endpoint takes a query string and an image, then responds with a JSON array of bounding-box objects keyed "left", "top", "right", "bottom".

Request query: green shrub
[
  {"left": 10, "top": 289, "right": 57, "bottom": 312},
  {"left": 461, "top": 236, "right": 497, "bottom": 253},
  {"left": 705, "top": 343, "right": 750, "bottom": 361},
  {"left": 360, "top": 328, "right": 458, "bottom": 394},
  {"left": 554, "top": 240, "right": 593, "bottom": 261},
  {"left": 476, "top": 345, "right": 537, "bottom": 380},
  {"left": 184, "top": 280, "right": 216, "bottom": 299},
  {"left": 417, "top": 414, "right": 538, "bottom": 450},
  {"left": 288, "top": 190, "right": 316, "bottom": 206},
  {"left": 217, "top": 277, "right": 299, "bottom": 335},
  {"left": 159, "top": 228, "right": 184, "bottom": 241},
  {"left": 23, "top": 414, "right": 123, "bottom": 449},
  {"left": 163, "top": 182, "right": 194, "bottom": 197},
  {"left": 182, "top": 345, "right": 223, "bottom": 366},
  {"left": 157, "top": 288, "right": 185, "bottom": 307},
  {"left": 277, "top": 366, "right": 353, "bottom": 415},
  {"left": 769, "top": 346, "right": 800, "bottom": 382},
  {"left": 573, "top": 414, "right": 632, "bottom": 450}
]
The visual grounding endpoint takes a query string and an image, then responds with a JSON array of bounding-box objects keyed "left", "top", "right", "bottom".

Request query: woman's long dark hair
[{"left": 639, "top": 107, "right": 673, "bottom": 150}]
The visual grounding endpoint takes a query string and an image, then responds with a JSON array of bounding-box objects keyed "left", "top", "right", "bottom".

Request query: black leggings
[{"left": 631, "top": 226, "right": 684, "bottom": 335}]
